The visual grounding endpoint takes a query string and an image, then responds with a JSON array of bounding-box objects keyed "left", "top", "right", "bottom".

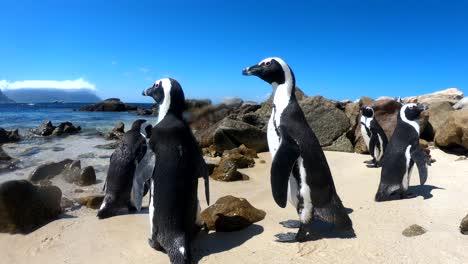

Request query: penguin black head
[
  {"left": 242, "top": 57, "right": 294, "bottom": 87},
  {"left": 130, "top": 119, "right": 147, "bottom": 131},
  {"left": 400, "top": 103, "right": 427, "bottom": 121},
  {"left": 361, "top": 106, "right": 374, "bottom": 118},
  {"left": 142, "top": 78, "right": 186, "bottom": 120}
]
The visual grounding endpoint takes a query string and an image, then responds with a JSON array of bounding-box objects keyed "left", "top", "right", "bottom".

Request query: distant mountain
[
  {"left": 3, "top": 88, "right": 101, "bottom": 103},
  {"left": 0, "top": 90, "right": 15, "bottom": 103}
]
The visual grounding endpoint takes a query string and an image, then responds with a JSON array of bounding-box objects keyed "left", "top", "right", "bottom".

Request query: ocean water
[{"left": 0, "top": 103, "right": 159, "bottom": 185}]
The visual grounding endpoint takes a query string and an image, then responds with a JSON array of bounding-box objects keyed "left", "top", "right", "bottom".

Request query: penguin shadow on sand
[
  {"left": 274, "top": 208, "right": 356, "bottom": 243},
  {"left": 406, "top": 185, "right": 444, "bottom": 200},
  {"left": 191, "top": 224, "right": 264, "bottom": 263}
]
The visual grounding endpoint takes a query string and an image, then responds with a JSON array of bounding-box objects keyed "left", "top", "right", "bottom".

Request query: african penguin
[
  {"left": 375, "top": 103, "right": 430, "bottom": 202},
  {"left": 361, "top": 106, "right": 388, "bottom": 167},
  {"left": 243, "top": 57, "right": 353, "bottom": 242},
  {"left": 98, "top": 119, "right": 149, "bottom": 219},
  {"left": 141, "top": 78, "right": 210, "bottom": 264}
]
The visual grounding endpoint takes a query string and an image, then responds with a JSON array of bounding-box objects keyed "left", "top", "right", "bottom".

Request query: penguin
[
  {"left": 242, "top": 57, "right": 353, "bottom": 242},
  {"left": 360, "top": 106, "right": 388, "bottom": 167},
  {"left": 375, "top": 103, "right": 430, "bottom": 202},
  {"left": 98, "top": 119, "right": 149, "bottom": 219},
  {"left": 141, "top": 78, "right": 210, "bottom": 264}
]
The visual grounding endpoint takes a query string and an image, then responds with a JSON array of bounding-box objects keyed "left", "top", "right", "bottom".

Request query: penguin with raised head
[
  {"left": 141, "top": 78, "right": 210, "bottom": 264},
  {"left": 243, "top": 57, "right": 353, "bottom": 242},
  {"left": 98, "top": 119, "right": 149, "bottom": 219},
  {"left": 360, "top": 106, "right": 388, "bottom": 167},
  {"left": 375, "top": 103, "right": 430, "bottom": 202}
]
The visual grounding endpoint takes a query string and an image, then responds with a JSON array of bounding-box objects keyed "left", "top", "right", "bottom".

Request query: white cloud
[
  {"left": 0, "top": 78, "right": 96, "bottom": 91},
  {"left": 139, "top": 67, "right": 150, "bottom": 73}
]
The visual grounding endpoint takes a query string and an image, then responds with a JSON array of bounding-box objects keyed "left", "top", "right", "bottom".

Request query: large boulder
[
  {"left": 454, "top": 97, "right": 468, "bottom": 110},
  {"left": 28, "top": 159, "right": 74, "bottom": 183},
  {"left": 0, "top": 128, "right": 20, "bottom": 144},
  {"left": 420, "top": 101, "right": 454, "bottom": 141},
  {"left": 371, "top": 99, "right": 402, "bottom": 140},
  {"left": 404, "top": 88, "right": 464, "bottom": 105},
  {"left": 0, "top": 180, "right": 62, "bottom": 233},
  {"left": 323, "top": 133, "right": 354, "bottom": 153},
  {"left": 299, "top": 96, "right": 351, "bottom": 146},
  {"left": 201, "top": 195, "right": 266, "bottom": 232},
  {"left": 435, "top": 109, "right": 468, "bottom": 150},
  {"left": 79, "top": 98, "right": 138, "bottom": 112},
  {"left": 196, "top": 117, "right": 268, "bottom": 152}
]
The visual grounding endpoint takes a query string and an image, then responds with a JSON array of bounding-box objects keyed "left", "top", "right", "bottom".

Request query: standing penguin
[
  {"left": 375, "top": 103, "right": 429, "bottom": 201},
  {"left": 360, "top": 106, "right": 388, "bottom": 167},
  {"left": 98, "top": 119, "right": 149, "bottom": 219},
  {"left": 141, "top": 78, "right": 209, "bottom": 264},
  {"left": 243, "top": 57, "right": 353, "bottom": 242}
]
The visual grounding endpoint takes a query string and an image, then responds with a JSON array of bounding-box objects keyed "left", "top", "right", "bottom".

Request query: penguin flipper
[
  {"left": 131, "top": 147, "right": 156, "bottom": 211},
  {"left": 410, "top": 145, "right": 429, "bottom": 185},
  {"left": 271, "top": 125, "right": 300, "bottom": 208}
]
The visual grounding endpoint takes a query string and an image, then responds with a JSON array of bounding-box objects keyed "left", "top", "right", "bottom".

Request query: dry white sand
[{"left": 1, "top": 149, "right": 467, "bottom": 264}]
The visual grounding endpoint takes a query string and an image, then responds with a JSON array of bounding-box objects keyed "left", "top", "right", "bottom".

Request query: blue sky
[{"left": 0, "top": 0, "right": 467, "bottom": 103}]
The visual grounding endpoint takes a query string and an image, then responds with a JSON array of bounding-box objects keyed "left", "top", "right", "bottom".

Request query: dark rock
[
  {"left": 202, "top": 145, "right": 222, "bottom": 157},
  {"left": 79, "top": 166, "right": 96, "bottom": 186},
  {"left": 52, "top": 147, "right": 65, "bottom": 152},
  {"left": 79, "top": 98, "right": 138, "bottom": 112},
  {"left": 105, "top": 122, "right": 125, "bottom": 140},
  {"left": 78, "top": 153, "right": 96, "bottom": 159},
  {"left": 221, "top": 151, "right": 255, "bottom": 169},
  {"left": 460, "top": 214, "right": 468, "bottom": 235},
  {"left": 201, "top": 195, "right": 266, "bottom": 232},
  {"left": 0, "top": 146, "right": 17, "bottom": 173},
  {"left": 402, "top": 224, "right": 427, "bottom": 237},
  {"left": 76, "top": 195, "right": 104, "bottom": 209},
  {"left": 223, "top": 144, "right": 258, "bottom": 159},
  {"left": 0, "top": 180, "right": 62, "bottom": 233},
  {"left": 196, "top": 117, "right": 268, "bottom": 153},
  {"left": 0, "top": 128, "right": 20, "bottom": 144},
  {"left": 136, "top": 108, "right": 154, "bottom": 116},
  {"left": 94, "top": 141, "right": 120, "bottom": 150},
  {"left": 299, "top": 96, "right": 351, "bottom": 146},
  {"left": 211, "top": 159, "right": 249, "bottom": 182},
  {"left": 30, "top": 120, "right": 55, "bottom": 136},
  {"left": 28, "top": 159, "right": 74, "bottom": 183},
  {"left": 435, "top": 109, "right": 468, "bottom": 150},
  {"left": 62, "top": 160, "right": 82, "bottom": 183}
]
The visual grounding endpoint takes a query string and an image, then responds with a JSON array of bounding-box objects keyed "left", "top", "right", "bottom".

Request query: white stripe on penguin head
[
  {"left": 157, "top": 78, "right": 172, "bottom": 124},
  {"left": 400, "top": 103, "right": 420, "bottom": 135}
]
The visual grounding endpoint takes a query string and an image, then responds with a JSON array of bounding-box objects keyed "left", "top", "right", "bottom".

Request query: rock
[
  {"left": 211, "top": 158, "right": 249, "bottom": 182},
  {"left": 62, "top": 160, "right": 82, "bottom": 183},
  {"left": 221, "top": 152, "right": 255, "bottom": 169},
  {"left": 404, "top": 88, "right": 464, "bottom": 105},
  {"left": 136, "top": 108, "right": 154, "bottom": 116},
  {"left": 323, "top": 133, "right": 354, "bottom": 153},
  {"left": 420, "top": 101, "right": 454, "bottom": 141},
  {"left": 460, "top": 214, "right": 468, "bottom": 235},
  {"left": 201, "top": 195, "right": 266, "bottom": 232},
  {"left": 345, "top": 102, "right": 361, "bottom": 133},
  {"left": 60, "top": 197, "right": 78, "bottom": 211},
  {"left": 76, "top": 195, "right": 104, "bottom": 209},
  {"left": 0, "top": 180, "right": 62, "bottom": 233},
  {"left": 52, "top": 147, "right": 65, "bottom": 152},
  {"left": 435, "top": 109, "right": 468, "bottom": 150},
  {"left": 79, "top": 98, "right": 138, "bottom": 112},
  {"left": 78, "top": 153, "right": 96, "bottom": 159},
  {"left": 202, "top": 145, "right": 221, "bottom": 157},
  {"left": 371, "top": 99, "right": 402, "bottom": 140},
  {"left": 94, "top": 142, "right": 120, "bottom": 150},
  {"left": 30, "top": 121, "right": 80, "bottom": 137},
  {"left": 454, "top": 97, "right": 468, "bottom": 110},
  {"left": 28, "top": 159, "right": 74, "bottom": 183},
  {"left": 299, "top": 96, "right": 351, "bottom": 146},
  {"left": 30, "top": 120, "right": 55, "bottom": 136},
  {"left": 224, "top": 144, "right": 258, "bottom": 159},
  {"left": 402, "top": 224, "right": 427, "bottom": 237},
  {"left": 0, "top": 146, "right": 17, "bottom": 173},
  {"left": 185, "top": 99, "right": 212, "bottom": 111},
  {"left": 0, "top": 128, "right": 20, "bottom": 144},
  {"left": 105, "top": 122, "right": 125, "bottom": 140},
  {"left": 196, "top": 117, "right": 268, "bottom": 153},
  {"left": 79, "top": 166, "right": 96, "bottom": 186}
]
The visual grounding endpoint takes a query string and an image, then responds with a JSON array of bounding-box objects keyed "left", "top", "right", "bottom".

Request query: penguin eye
[{"left": 265, "top": 61, "right": 271, "bottom": 66}]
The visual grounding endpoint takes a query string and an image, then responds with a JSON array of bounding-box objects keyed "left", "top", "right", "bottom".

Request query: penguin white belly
[
  {"left": 287, "top": 175, "right": 299, "bottom": 208},
  {"left": 267, "top": 115, "right": 280, "bottom": 159},
  {"left": 375, "top": 134, "right": 384, "bottom": 161},
  {"left": 297, "top": 157, "right": 313, "bottom": 223},
  {"left": 401, "top": 145, "right": 412, "bottom": 191},
  {"left": 360, "top": 117, "right": 371, "bottom": 150},
  {"left": 149, "top": 180, "right": 155, "bottom": 235}
]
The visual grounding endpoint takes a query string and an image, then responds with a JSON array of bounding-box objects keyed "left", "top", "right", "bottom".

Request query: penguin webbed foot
[
  {"left": 363, "top": 159, "right": 374, "bottom": 165},
  {"left": 279, "top": 220, "right": 301, "bottom": 229},
  {"left": 148, "top": 238, "right": 166, "bottom": 253},
  {"left": 274, "top": 232, "right": 299, "bottom": 243}
]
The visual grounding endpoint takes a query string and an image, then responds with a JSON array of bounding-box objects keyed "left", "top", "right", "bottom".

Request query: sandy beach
[{"left": 1, "top": 149, "right": 467, "bottom": 264}]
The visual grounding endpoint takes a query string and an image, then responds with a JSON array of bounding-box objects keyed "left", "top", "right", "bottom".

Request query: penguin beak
[
  {"left": 142, "top": 86, "right": 154, "bottom": 97},
  {"left": 242, "top": 64, "right": 262, "bottom": 76}
]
